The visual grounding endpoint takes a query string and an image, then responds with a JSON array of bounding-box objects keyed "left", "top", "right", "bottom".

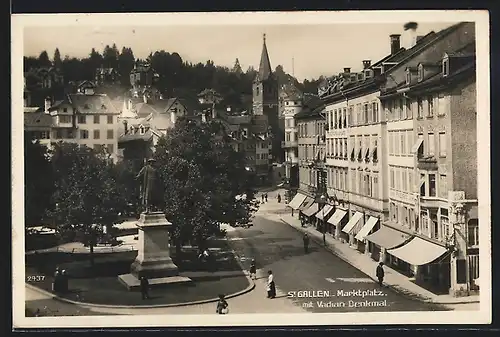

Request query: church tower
[{"left": 252, "top": 34, "right": 282, "bottom": 162}]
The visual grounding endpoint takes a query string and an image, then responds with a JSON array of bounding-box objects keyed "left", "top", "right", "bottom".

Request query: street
[{"left": 226, "top": 202, "right": 451, "bottom": 313}]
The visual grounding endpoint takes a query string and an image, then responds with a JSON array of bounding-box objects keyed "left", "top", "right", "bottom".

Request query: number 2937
[{"left": 26, "top": 275, "right": 46, "bottom": 282}]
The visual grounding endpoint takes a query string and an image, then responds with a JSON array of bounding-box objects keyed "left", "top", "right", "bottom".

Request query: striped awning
[
  {"left": 288, "top": 193, "right": 307, "bottom": 210},
  {"left": 355, "top": 216, "right": 379, "bottom": 241},
  {"left": 315, "top": 205, "right": 334, "bottom": 220},
  {"left": 342, "top": 212, "right": 364, "bottom": 234}
]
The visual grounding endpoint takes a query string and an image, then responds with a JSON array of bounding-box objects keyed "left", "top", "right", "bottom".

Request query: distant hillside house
[
  {"left": 129, "top": 61, "right": 158, "bottom": 89},
  {"left": 25, "top": 67, "right": 64, "bottom": 90},
  {"left": 95, "top": 67, "right": 120, "bottom": 85},
  {"left": 24, "top": 89, "right": 122, "bottom": 161},
  {"left": 118, "top": 94, "right": 199, "bottom": 166}
]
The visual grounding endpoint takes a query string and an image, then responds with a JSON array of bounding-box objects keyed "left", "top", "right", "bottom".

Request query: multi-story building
[
  {"left": 281, "top": 83, "right": 303, "bottom": 193},
  {"left": 291, "top": 21, "right": 479, "bottom": 297},
  {"left": 25, "top": 86, "right": 122, "bottom": 161},
  {"left": 293, "top": 104, "right": 327, "bottom": 221},
  {"left": 376, "top": 23, "right": 477, "bottom": 295}
]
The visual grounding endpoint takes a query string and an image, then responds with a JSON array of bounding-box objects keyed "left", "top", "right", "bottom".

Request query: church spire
[{"left": 258, "top": 33, "right": 272, "bottom": 81}]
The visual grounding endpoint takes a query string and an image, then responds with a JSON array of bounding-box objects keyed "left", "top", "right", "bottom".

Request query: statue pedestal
[{"left": 118, "top": 212, "right": 192, "bottom": 290}]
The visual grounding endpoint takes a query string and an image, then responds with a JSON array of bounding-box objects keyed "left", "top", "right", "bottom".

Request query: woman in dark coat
[{"left": 216, "top": 294, "right": 229, "bottom": 314}]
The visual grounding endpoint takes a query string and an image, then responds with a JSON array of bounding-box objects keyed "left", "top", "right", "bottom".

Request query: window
[
  {"left": 432, "top": 219, "right": 439, "bottom": 239},
  {"left": 363, "top": 104, "right": 369, "bottom": 124},
  {"left": 367, "top": 104, "right": 372, "bottom": 124},
  {"left": 401, "top": 132, "right": 406, "bottom": 156},
  {"left": 395, "top": 168, "right": 401, "bottom": 191},
  {"left": 441, "top": 216, "right": 450, "bottom": 241},
  {"left": 63, "top": 107, "right": 68, "bottom": 112},
  {"left": 351, "top": 169, "right": 356, "bottom": 191},
  {"left": 394, "top": 132, "right": 400, "bottom": 155},
  {"left": 417, "top": 98, "right": 423, "bottom": 118},
  {"left": 442, "top": 59, "right": 449, "bottom": 76},
  {"left": 429, "top": 174, "right": 436, "bottom": 197},
  {"left": 80, "top": 130, "right": 89, "bottom": 139},
  {"left": 94, "top": 115, "right": 100, "bottom": 124},
  {"left": 437, "top": 94, "right": 446, "bottom": 116},
  {"left": 59, "top": 115, "right": 72, "bottom": 124},
  {"left": 399, "top": 99, "right": 404, "bottom": 120},
  {"left": 107, "top": 144, "right": 114, "bottom": 154},
  {"left": 406, "top": 70, "right": 411, "bottom": 84},
  {"left": 344, "top": 139, "right": 348, "bottom": 158},
  {"left": 343, "top": 108, "right": 347, "bottom": 128},
  {"left": 389, "top": 132, "right": 394, "bottom": 155},
  {"left": 408, "top": 171, "right": 413, "bottom": 192},
  {"left": 439, "top": 174, "right": 448, "bottom": 198},
  {"left": 418, "top": 65, "right": 424, "bottom": 82},
  {"left": 390, "top": 168, "right": 395, "bottom": 188},
  {"left": 349, "top": 106, "right": 354, "bottom": 126},
  {"left": 406, "top": 99, "right": 413, "bottom": 119},
  {"left": 107, "top": 115, "right": 113, "bottom": 124},
  {"left": 467, "top": 220, "right": 479, "bottom": 246},
  {"left": 428, "top": 133, "right": 435, "bottom": 156},
  {"left": 93, "top": 130, "right": 100, "bottom": 139},
  {"left": 286, "top": 132, "right": 291, "bottom": 142},
  {"left": 373, "top": 174, "right": 379, "bottom": 199},
  {"left": 420, "top": 173, "right": 426, "bottom": 196},
  {"left": 406, "top": 131, "right": 412, "bottom": 155},
  {"left": 93, "top": 144, "right": 103, "bottom": 152},
  {"left": 427, "top": 96, "right": 434, "bottom": 117},
  {"left": 334, "top": 110, "right": 338, "bottom": 129},
  {"left": 78, "top": 115, "right": 86, "bottom": 124},
  {"left": 107, "top": 129, "right": 114, "bottom": 139},
  {"left": 402, "top": 170, "right": 408, "bottom": 191},
  {"left": 372, "top": 102, "right": 379, "bottom": 123},
  {"left": 439, "top": 132, "right": 447, "bottom": 157},
  {"left": 417, "top": 133, "right": 424, "bottom": 157}
]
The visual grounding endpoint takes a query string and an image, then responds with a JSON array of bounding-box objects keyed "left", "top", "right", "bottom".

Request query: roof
[
  {"left": 119, "top": 129, "right": 154, "bottom": 143},
  {"left": 256, "top": 34, "right": 273, "bottom": 82},
  {"left": 281, "top": 82, "right": 303, "bottom": 101},
  {"left": 68, "top": 93, "right": 120, "bottom": 115},
  {"left": 24, "top": 112, "right": 53, "bottom": 128},
  {"left": 24, "top": 107, "right": 42, "bottom": 113},
  {"left": 48, "top": 100, "right": 66, "bottom": 111},
  {"left": 226, "top": 115, "right": 252, "bottom": 125}
]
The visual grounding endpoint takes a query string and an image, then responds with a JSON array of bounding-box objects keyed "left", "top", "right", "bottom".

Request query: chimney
[
  {"left": 343, "top": 68, "right": 351, "bottom": 73},
  {"left": 404, "top": 22, "right": 418, "bottom": 49},
  {"left": 362, "top": 60, "right": 371, "bottom": 69},
  {"left": 390, "top": 34, "right": 401, "bottom": 55},
  {"left": 44, "top": 96, "right": 52, "bottom": 114},
  {"left": 123, "top": 120, "right": 128, "bottom": 134}
]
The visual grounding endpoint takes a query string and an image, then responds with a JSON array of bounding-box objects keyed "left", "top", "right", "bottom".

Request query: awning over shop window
[
  {"left": 386, "top": 237, "right": 448, "bottom": 266},
  {"left": 342, "top": 211, "right": 364, "bottom": 234},
  {"left": 411, "top": 138, "right": 424, "bottom": 154},
  {"left": 315, "top": 205, "right": 334, "bottom": 220},
  {"left": 327, "top": 209, "right": 347, "bottom": 226},
  {"left": 355, "top": 216, "right": 379, "bottom": 241},
  {"left": 288, "top": 193, "right": 307, "bottom": 210},
  {"left": 298, "top": 197, "right": 314, "bottom": 211},
  {"left": 364, "top": 225, "right": 410, "bottom": 249},
  {"left": 302, "top": 203, "right": 320, "bottom": 217}
]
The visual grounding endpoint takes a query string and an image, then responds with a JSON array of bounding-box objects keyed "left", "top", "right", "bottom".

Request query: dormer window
[
  {"left": 442, "top": 58, "right": 449, "bottom": 77},
  {"left": 417, "top": 65, "right": 424, "bottom": 82},
  {"left": 406, "top": 69, "right": 411, "bottom": 85},
  {"left": 140, "top": 126, "right": 145, "bottom": 134},
  {"left": 101, "top": 104, "right": 106, "bottom": 109}
]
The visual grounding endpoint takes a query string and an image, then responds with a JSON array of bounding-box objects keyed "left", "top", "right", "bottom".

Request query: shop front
[
  {"left": 355, "top": 216, "right": 381, "bottom": 255},
  {"left": 364, "top": 225, "right": 411, "bottom": 263},
  {"left": 302, "top": 202, "right": 320, "bottom": 226},
  {"left": 297, "top": 197, "right": 314, "bottom": 225},
  {"left": 386, "top": 236, "right": 451, "bottom": 293},
  {"left": 328, "top": 208, "right": 348, "bottom": 240},
  {"left": 341, "top": 211, "right": 364, "bottom": 249},
  {"left": 315, "top": 204, "right": 335, "bottom": 235}
]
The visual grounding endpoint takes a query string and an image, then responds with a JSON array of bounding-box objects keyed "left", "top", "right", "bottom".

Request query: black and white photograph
[{"left": 12, "top": 10, "right": 491, "bottom": 328}]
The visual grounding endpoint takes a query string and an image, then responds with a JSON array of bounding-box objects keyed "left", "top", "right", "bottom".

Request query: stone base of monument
[{"left": 118, "top": 211, "right": 193, "bottom": 291}]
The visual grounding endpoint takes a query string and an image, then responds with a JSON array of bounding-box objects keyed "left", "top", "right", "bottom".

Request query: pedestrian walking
[
  {"left": 303, "top": 233, "right": 310, "bottom": 254},
  {"left": 376, "top": 262, "right": 385, "bottom": 286},
  {"left": 140, "top": 276, "right": 150, "bottom": 300},
  {"left": 216, "top": 294, "right": 229, "bottom": 314},
  {"left": 265, "top": 193, "right": 268, "bottom": 202},
  {"left": 249, "top": 259, "right": 257, "bottom": 280},
  {"left": 261, "top": 194, "right": 265, "bottom": 203},
  {"left": 267, "top": 270, "right": 276, "bottom": 299},
  {"left": 277, "top": 193, "right": 281, "bottom": 203}
]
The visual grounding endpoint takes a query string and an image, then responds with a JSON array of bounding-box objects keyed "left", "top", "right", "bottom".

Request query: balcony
[
  {"left": 281, "top": 140, "right": 298, "bottom": 148},
  {"left": 417, "top": 155, "right": 438, "bottom": 170}
]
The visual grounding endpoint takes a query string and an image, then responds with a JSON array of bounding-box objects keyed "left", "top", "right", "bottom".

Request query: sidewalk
[{"left": 276, "top": 209, "right": 479, "bottom": 306}]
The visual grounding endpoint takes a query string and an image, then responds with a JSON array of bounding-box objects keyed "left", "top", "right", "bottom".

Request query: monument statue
[{"left": 136, "top": 158, "right": 162, "bottom": 213}]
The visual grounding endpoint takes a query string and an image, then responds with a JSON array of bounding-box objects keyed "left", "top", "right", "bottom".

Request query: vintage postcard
[{"left": 12, "top": 10, "right": 491, "bottom": 328}]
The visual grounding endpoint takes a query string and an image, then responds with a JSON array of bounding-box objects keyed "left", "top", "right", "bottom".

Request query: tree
[
  {"left": 153, "top": 118, "right": 258, "bottom": 254},
  {"left": 118, "top": 47, "right": 136, "bottom": 85},
  {"left": 47, "top": 143, "right": 126, "bottom": 267},
  {"left": 24, "top": 133, "right": 54, "bottom": 227},
  {"left": 38, "top": 51, "right": 52, "bottom": 68},
  {"left": 53, "top": 48, "right": 62, "bottom": 69}
]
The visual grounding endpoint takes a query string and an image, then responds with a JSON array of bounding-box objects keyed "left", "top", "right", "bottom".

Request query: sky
[{"left": 23, "top": 22, "right": 456, "bottom": 82}]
